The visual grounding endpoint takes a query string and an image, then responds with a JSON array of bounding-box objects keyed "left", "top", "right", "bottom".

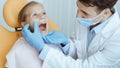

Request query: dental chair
[{"left": 0, "top": 0, "right": 60, "bottom": 68}]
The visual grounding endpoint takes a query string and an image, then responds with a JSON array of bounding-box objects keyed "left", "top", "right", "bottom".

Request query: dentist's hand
[
  {"left": 43, "top": 30, "right": 68, "bottom": 46},
  {"left": 22, "top": 22, "right": 44, "bottom": 52}
]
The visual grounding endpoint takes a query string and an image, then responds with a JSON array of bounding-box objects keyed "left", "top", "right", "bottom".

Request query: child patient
[{"left": 6, "top": 1, "right": 56, "bottom": 68}]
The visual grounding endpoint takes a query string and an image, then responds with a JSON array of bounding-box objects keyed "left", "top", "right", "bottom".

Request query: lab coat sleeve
[
  {"left": 39, "top": 39, "right": 77, "bottom": 60},
  {"left": 39, "top": 45, "right": 50, "bottom": 60},
  {"left": 60, "top": 43, "right": 70, "bottom": 55},
  {"left": 61, "top": 39, "right": 77, "bottom": 59},
  {"left": 39, "top": 43, "right": 64, "bottom": 60},
  {"left": 65, "top": 39, "right": 77, "bottom": 59},
  {"left": 42, "top": 33, "right": 120, "bottom": 68}
]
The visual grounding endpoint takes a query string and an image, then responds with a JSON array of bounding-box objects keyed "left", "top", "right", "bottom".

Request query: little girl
[{"left": 6, "top": 1, "right": 54, "bottom": 68}]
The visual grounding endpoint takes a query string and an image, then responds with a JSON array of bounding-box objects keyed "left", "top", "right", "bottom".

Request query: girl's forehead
[
  {"left": 26, "top": 4, "right": 45, "bottom": 15},
  {"left": 29, "top": 4, "right": 44, "bottom": 10}
]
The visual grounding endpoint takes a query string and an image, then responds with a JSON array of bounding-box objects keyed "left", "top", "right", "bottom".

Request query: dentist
[{"left": 22, "top": 0, "right": 120, "bottom": 68}]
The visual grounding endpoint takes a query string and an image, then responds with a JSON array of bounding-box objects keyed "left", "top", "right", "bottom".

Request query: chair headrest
[{"left": 3, "top": 0, "right": 28, "bottom": 28}]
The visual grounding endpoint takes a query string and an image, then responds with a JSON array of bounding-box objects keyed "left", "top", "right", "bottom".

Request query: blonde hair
[{"left": 18, "top": 1, "right": 44, "bottom": 23}]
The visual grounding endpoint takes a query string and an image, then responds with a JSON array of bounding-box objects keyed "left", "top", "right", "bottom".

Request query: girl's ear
[{"left": 21, "top": 22, "right": 26, "bottom": 27}]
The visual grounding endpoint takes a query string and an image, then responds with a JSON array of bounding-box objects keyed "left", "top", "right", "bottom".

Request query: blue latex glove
[
  {"left": 43, "top": 30, "right": 68, "bottom": 46},
  {"left": 22, "top": 22, "right": 44, "bottom": 52}
]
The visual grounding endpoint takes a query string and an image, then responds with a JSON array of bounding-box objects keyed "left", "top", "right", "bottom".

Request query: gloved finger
[
  {"left": 42, "top": 30, "right": 55, "bottom": 42},
  {"left": 43, "top": 36, "right": 58, "bottom": 44},
  {"left": 22, "top": 24, "right": 30, "bottom": 31},
  {"left": 33, "top": 22, "right": 40, "bottom": 33},
  {"left": 42, "top": 35, "right": 50, "bottom": 43},
  {"left": 22, "top": 24, "right": 31, "bottom": 36},
  {"left": 43, "top": 35, "right": 55, "bottom": 44},
  {"left": 47, "top": 30, "right": 57, "bottom": 36}
]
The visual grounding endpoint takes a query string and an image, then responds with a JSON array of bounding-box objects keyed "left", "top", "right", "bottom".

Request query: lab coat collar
[
  {"left": 88, "top": 8, "right": 120, "bottom": 52},
  {"left": 92, "top": 15, "right": 113, "bottom": 34},
  {"left": 101, "top": 9, "right": 120, "bottom": 38}
]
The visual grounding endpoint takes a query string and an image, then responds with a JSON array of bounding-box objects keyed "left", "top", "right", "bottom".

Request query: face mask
[{"left": 77, "top": 12, "right": 103, "bottom": 27}]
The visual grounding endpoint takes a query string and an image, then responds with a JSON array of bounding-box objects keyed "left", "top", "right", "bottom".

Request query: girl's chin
[
  {"left": 41, "top": 31, "right": 47, "bottom": 35},
  {"left": 39, "top": 29, "right": 47, "bottom": 35}
]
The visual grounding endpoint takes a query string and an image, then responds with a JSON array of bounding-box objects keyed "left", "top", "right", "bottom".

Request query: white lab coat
[{"left": 42, "top": 9, "right": 120, "bottom": 68}]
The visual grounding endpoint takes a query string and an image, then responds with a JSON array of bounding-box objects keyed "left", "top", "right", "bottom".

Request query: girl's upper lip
[{"left": 39, "top": 22, "right": 46, "bottom": 26}]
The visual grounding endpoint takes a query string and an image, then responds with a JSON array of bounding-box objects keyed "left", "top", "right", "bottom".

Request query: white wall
[
  {"left": 43, "top": 0, "right": 77, "bottom": 36},
  {"left": 115, "top": 0, "right": 120, "bottom": 15}
]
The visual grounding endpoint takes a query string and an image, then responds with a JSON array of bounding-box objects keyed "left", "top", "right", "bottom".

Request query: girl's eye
[
  {"left": 33, "top": 13, "right": 37, "bottom": 16},
  {"left": 43, "top": 12, "right": 46, "bottom": 15}
]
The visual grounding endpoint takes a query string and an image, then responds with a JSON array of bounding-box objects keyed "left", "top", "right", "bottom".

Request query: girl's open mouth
[{"left": 39, "top": 23, "right": 47, "bottom": 31}]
